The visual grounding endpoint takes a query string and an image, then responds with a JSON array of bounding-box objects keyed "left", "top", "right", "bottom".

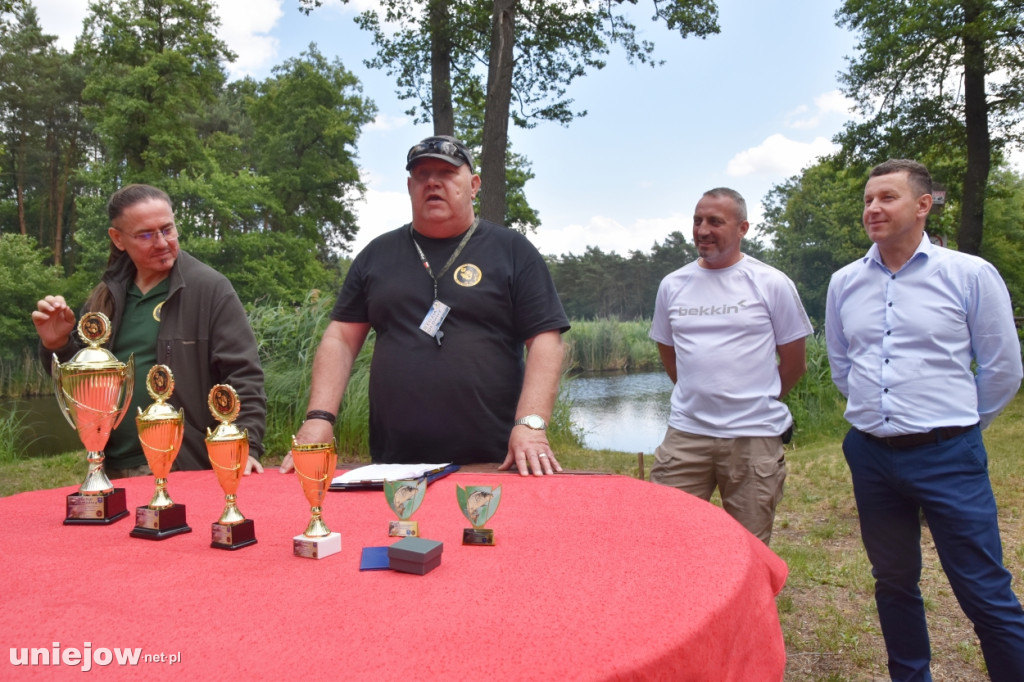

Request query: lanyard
[{"left": 409, "top": 218, "right": 479, "bottom": 300}]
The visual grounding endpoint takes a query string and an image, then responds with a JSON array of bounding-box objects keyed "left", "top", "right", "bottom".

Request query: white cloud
[
  {"left": 215, "top": 0, "right": 284, "bottom": 79},
  {"left": 726, "top": 134, "right": 838, "bottom": 178},
  {"left": 787, "top": 90, "right": 854, "bottom": 129},
  {"left": 525, "top": 213, "right": 691, "bottom": 258},
  {"left": 367, "top": 113, "right": 412, "bottom": 132},
  {"left": 348, "top": 186, "right": 412, "bottom": 255},
  {"left": 32, "top": 0, "right": 88, "bottom": 50}
]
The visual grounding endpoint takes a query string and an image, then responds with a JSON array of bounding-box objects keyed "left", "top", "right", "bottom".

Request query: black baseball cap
[{"left": 406, "top": 135, "right": 475, "bottom": 172}]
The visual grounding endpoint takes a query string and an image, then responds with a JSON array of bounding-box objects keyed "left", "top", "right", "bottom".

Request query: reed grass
[
  {"left": 0, "top": 407, "right": 30, "bottom": 464},
  {"left": 0, "top": 348, "right": 51, "bottom": 398},
  {"left": 784, "top": 333, "right": 850, "bottom": 444},
  {"left": 563, "top": 319, "right": 660, "bottom": 372}
]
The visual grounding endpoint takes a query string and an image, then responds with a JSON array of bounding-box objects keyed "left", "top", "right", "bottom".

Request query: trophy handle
[
  {"left": 110, "top": 354, "right": 135, "bottom": 431},
  {"left": 51, "top": 354, "right": 78, "bottom": 431}
]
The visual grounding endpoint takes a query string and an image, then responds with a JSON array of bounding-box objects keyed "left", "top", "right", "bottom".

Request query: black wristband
[{"left": 304, "top": 410, "right": 336, "bottom": 425}]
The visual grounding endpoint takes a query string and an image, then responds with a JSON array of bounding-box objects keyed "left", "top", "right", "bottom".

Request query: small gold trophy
[
  {"left": 130, "top": 365, "right": 191, "bottom": 540},
  {"left": 53, "top": 312, "right": 134, "bottom": 525},
  {"left": 291, "top": 438, "right": 341, "bottom": 559},
  {"left": 205, "top": 384, "right": 256, "bottom": 550},
  {"left": 385, "top": 478, "right": 426, "bottom": 537},
  {"left": 457, "top": 484, "right": 502, "bottom": 546}
]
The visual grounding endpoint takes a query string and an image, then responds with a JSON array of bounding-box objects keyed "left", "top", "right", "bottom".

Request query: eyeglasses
[
  {"left": 121, "top": 225, "right": 178, "bottom": 243},
  {"left": 406, "top": 138, "right": 473, "bottom": 170}
]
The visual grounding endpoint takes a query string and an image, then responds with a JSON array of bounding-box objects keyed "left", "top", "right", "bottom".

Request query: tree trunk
[
  {"left": 479, "top": 0, "right": 515, "bottom": 225},
  {"left": 958, "top": 0, "right": 989, "bottom": 256},
  {"left": 15, "top": 148, "right": 27, "bottom": 235},
  {"left": 428, "top": 0, "right": 455, "bottom": 136}
]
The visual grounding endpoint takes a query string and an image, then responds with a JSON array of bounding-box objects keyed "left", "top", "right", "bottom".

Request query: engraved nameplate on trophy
[
  {"left": 205, "top": 384, "right": 256, "bottom": 550},
  {"left": 291, "top": 438, "right": 341, "bottom": 559},
  {"left": 53, "top": 312, "right": 134, "bottom": 525},
  {"left": 130, "top": 365, "right": 191, "bottom": 540},
  {"left": 457, "top": 485, "right": 502, "bottom": 546}
]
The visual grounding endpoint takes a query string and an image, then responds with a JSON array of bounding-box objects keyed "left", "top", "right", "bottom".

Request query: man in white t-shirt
[{"left": 649, "top": 188, "right": 812, "bottom": 544}]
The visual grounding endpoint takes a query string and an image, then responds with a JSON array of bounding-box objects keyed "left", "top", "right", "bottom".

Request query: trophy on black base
[
  {"left": 206, "top": 384, "right": 256, "bottom": 550},
  {"left": 53, "top": 312, "right": 134, "bottom": 525},
  {"left": 130, "top": 365, "right": 191, "bottom": 540},
  {"left": 457, "top": 484, "right": 502, "bottom": 546},
  {"left": 291, "top": 438, "right": 341, "bottom": 559},
  {"left": 385, "top": 478, "right": 426, "bottom": 537}
]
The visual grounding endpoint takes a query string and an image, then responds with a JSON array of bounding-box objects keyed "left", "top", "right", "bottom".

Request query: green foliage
[
  {"left": 759, "top": 158, "right": 871, "bottom": 323},
  {"left": 346, "top": 0, "right": 719, "bottom": 229},
  {"left": 246, "top": 44, "right": 377, "bottom": 251},
  {"left": 182, "top": 232, "right": 343, "bottom": 305},
  {"left": 783, "top": 333, "right": 849, "bottom": 445},
  {"left": 0, "top": 235, "right": 65, "bottom": 356},
  {"left": 563, "top": 319, "right": 659, "bottom": 372},
  {"left": 0, "top": 404, "right": 29, "bottom": 463},
  {"left": 761, "top": 159, "right": 1024, "bottom": 325},
  {"left": 79, "top": 0, "right": 233, "bottom": 179},
  {"left": 834, "top": 0, "right": 1024, "bottom": 253},
  {"left": 980, "top": 168, "right": 1024, "bottom": 310},
  {"left": 247, "top": 292, "right": 374, "bottom": 458},
  {"left": 549, "top": 230, "right": 697, "bottom": 320},
  {"left": 0, "top": 2, "right": 87, "bottom": 259}
]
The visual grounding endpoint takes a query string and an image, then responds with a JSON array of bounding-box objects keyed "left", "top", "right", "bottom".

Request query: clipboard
[{"left": 329, "top": 463, "right": 460, "bottom": 491}]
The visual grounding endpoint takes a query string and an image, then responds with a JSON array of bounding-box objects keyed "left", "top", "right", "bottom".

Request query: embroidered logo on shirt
[
  {"left": 153, "top": 301, "right": 164, "bottom": 322},
  {"left": 454, "top": 264, "right": 482, "bottom": 287}
]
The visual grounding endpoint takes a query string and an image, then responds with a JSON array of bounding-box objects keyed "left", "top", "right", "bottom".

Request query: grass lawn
[{"left": 4, "top": 395, "right": 1023, "bottom": 681}]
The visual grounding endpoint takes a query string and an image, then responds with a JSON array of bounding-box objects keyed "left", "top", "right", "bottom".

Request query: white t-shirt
[{"left": 650, "top": 255, "right": 812, "bottom": 438}]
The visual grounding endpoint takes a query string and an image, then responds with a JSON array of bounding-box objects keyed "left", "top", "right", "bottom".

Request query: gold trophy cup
[
  {"left": 290, "top": 438, "right": 341, "bottom": 559},
  {"left": 130, "top": 365, "right": 191, "bottom": 540},
  {"left": 205, "top": 384, "right": 256, "bottom": 550},
  {"left": 53, "top": 312, "right": 134, "bottom": 525}
]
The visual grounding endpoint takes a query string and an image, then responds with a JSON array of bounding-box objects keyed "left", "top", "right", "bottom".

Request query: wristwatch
[{"left": 514, "top": 414, "right": 547, "bottom": 430}]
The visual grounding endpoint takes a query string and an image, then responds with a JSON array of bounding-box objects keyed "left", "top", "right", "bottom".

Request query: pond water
[
  {"left": 0, "top": 395, "right": 82, "bottom": 457},
  {"left": 4, "top": 370, "right": 676, "bottom": 457},
  {"left": 563, "top": 371, "right": 673, "bottom": 453}
]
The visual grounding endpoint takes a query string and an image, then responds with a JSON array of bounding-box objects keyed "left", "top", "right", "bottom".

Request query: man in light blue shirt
[{"left": 826, "top": 159, "right": 1024, "bottom": 681}]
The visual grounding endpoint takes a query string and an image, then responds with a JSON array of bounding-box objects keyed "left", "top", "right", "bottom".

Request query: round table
[{"left": 0, "top": 469, "right": 787, "bottom": 680}]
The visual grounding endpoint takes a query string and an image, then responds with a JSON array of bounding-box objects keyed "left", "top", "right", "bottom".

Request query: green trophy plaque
[
  {"left": 457, "top": 485, "right": 502, "bottom": 546},
  {"left": 384, "top": 478, "right": 426, "bottom": 537}
]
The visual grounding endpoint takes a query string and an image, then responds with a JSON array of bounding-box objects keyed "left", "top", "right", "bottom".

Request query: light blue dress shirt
[{"left": 826, "top": 233, "right": 1022, "bottom": 435}]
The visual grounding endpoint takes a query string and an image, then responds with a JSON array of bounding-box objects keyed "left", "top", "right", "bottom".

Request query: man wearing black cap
[{"left": 281, "top": 136, "right": 570, "bottom": 476}]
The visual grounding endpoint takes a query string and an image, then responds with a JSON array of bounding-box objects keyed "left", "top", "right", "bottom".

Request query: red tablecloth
[{"left": 1, "top": 470, "right": 786, "bottom": 680}]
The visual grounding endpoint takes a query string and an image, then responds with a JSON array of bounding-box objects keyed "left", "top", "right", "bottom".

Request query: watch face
[{"left": 524, "top": 415, "right": 544, "bottom": 429}]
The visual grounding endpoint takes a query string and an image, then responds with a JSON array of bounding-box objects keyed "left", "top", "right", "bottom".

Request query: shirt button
[
  {"left": 885, "top": 359, "right": 890, "bottom": 364},
  {"left": 884, "top": 388, "right": 889, "bottom": 393}
]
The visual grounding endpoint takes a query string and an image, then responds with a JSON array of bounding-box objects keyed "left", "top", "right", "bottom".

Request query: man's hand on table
[{"left": 499, "top": 427, "right": 562, "bottom": 477}]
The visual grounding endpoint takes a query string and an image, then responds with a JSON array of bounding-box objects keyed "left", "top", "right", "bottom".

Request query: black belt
[{"left": 857, "top": 424, "right": 979, "bottom": 450}]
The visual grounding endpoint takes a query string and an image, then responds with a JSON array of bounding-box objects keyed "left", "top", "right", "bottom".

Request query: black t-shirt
[{"left": 331, "top": 219, "right": 569, "bottom": 464}]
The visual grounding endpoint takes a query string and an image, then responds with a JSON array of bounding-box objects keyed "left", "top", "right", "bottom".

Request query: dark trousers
[{"left": 843, "top": 426, "right": 1024, "bottom": 682}]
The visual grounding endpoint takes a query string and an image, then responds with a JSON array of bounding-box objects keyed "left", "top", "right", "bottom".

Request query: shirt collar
[{"left": 864, "top": 232, "right": 933, "bottom": 272}]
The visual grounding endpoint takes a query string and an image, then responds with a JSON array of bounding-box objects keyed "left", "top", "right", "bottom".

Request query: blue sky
[{"left": 34, "top": 0, "right": 860, "bottom": 257}]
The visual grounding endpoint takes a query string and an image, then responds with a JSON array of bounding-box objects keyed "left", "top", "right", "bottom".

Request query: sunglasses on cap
[{"left": 406, "top": 137, "right": 474, "bottom": 171}]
